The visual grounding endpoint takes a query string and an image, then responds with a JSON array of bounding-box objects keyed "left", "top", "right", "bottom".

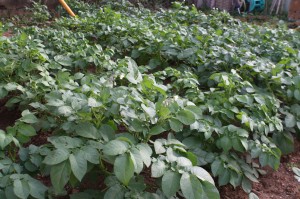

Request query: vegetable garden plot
[{"left": 0, "top": 1, "right": 300, "bottom": 198}]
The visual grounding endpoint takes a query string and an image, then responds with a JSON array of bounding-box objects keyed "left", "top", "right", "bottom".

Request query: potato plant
[{"left": 0, "top": 1, "right": 299, "bottom": 198}]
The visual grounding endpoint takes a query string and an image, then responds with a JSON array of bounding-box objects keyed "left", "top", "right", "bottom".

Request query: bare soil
[
  {"left": 220, "top": 138, "right": 300, "bottom": 199},
  {"left": 0, "top": 99, "right": 19, "bottom": 130}
]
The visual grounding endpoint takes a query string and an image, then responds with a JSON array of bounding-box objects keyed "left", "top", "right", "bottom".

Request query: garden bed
[{"left": 0, "top": 1, "right": 300, "bottom": 198}]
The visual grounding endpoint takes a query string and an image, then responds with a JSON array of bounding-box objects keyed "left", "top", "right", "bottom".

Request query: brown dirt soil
[
  {"left": 2, "top": 30, "right": 13, "bottom": 38},
  {"left": 25, "top": 131, "right": 52, "bottom": 147},
  {"left": 220, "top": 138, "right": 300, "bottom": 199},
  {"left": 0, "top": 99, "right": 20, "bottom": 130}
]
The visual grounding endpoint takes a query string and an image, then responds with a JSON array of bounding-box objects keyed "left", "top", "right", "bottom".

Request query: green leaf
[
  {"left": 130, "top": 148, "right": 144, "bottom": 174},
  {"left": 104, "top": 184, "right": 125, "bottom": 199},
  {"left": 87, "top": 97, "right": 101, "bottom": 107},
  {"left": 292, "top": 167, "right": 300, "bottom": 176},
  {"left": 166, "top": 148, "right": 179, "bottom": 162},
  {"left": 126, "top": 58, "right": 142, "bottom": 84},
  {"left": 43, "top": 148, "right": 70, "bottom": 165},
  {"left": 176, "top": 109, "right": 196, "bottom": 125},
  {"left": 0, "top": 130, "right": 13, "bottom": 149},
  {"left": 20, "top": 110, "right": 38, "bottom": 124},
  {"left": 268, "top": 148, "right": 281, "bottom": 170},
  {"left": 82, "top": 146, "right": 99, "bottom": 164},
  {"left": 0, "top": 87, "right": 8, "bottom": 98},
  {"left": 285, "top": 114, "right": 296, "bottom": 128},
  {"left": 117, "top": 135, "right": 136, "bottom": 145},
  {"left": 47, "top": 99, "right": 64, "bottom": 107},
  {"left": 128, "top": 176, "right": 147, "bottom": 192},
  {"left": 241, "top": 177, "right": 252, "bottom": 193},
  {"left": 177, "top": 157, "right": 193, "bottom": 167},
  {"left": 148, "top": 58, "right": 161, "bottom": 69},
  {"left": 149, "top": 124, "right": 165, "bottom": 135},
  {"left": 99, "top": 124, "right": 115, "bottom": 142},
  {"left": 0, "top": 190, "right": 5, "bottom": 199},
  {"left": 211, "top": 160, "right": 223, "bottom": 177},
  {"left": 232, "top": 138, "right": 246, "bottom": 152},
  {"left": 28, "top": 179, "right": 48, "bottom": 199},
  {"left": 48, "top": 136, "right": 83, "bottom": 149},
  {"left": 229, "top": 172, "right": 242, "bottom": 188},
  {"left": 218, "top": 169, "right": 230, "bottom": 186},
  {"left": 186, "top": 152, "right": 198, "bottom": 166},
  {"left": 154, "top": 139, "right": 166, "bottom": 154},
  {"left": 273, "top": 132, "right": 294, "bottom": 155},
  {"left": 69, "top": 151, "right": 87, "bottom": 182},
  {"left": 201, "top": 180, "right": 220, "bottom": 199},
  {"left": 141, "top": 104, "right": 156, "bottom": 118},
  {"left": 54, "top": 55, "right": 73, "bottom": 66},
  {"left": 190, "top": 166, "right": 215, "bottom": 185},
  {"left": 75, "top": 122, "right": 100, "bottom": 139},
  {"left": 13, "top": 179, "right": 30, "bottom": 199},
  {"left": 151, "top": 159, "right": 167, "bottom": 178},
  {"left": 177, "top": 48, "right": 197, "bottom": 59},
  {"left": 259, "top": 153, "right": 269, "bottom": 167},
  {"left": 254, "top": 95, "right": 265, "bottom": 105},
  {"left": 5, "top": 83, "right": 18, "bottom": 91},
  {"left": 217, "top": 136, "right": 232, "bottom": 152},
  {"left": 18, "top": 124, "right": 36, "bottom": 137},
  {"left": 180, "top": 173, "right": 203, "bottom": 199},
  {"left": 169, "top": 118, "right": 183, "bottom": 132},
  {"left": 249, "top": 192, "right": 259, "bottom": 199},
  {"left": 244, "top": 172, "right": 259, "bottom": 183},
  {"left": 114, "top": 153, "right": 134, "bottom": 185},
  {"left": 103, "top": 140, "right": 129, "bottom": 156},
  {"left": 58, "top": 106, "right": 73, "bottom": 116},
  {"left": 50, "top": 161, "right": 71, "bottom": 194},
  {"left": 5, "top": 186, "right": 19, "bottom": 199},
  {"left": 137, "top": 143, "right": 152, "bottom": 167},
  {"left": 235, "top": 95, "right": 253, "bottom": 105},
  {"left": 162, "top": 170, "right": 181, "bottom": 198},
  {"left": 294, "top": 89, "right": 300, "bottom": 100}
]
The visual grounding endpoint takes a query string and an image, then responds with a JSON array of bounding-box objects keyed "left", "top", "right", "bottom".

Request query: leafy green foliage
[
  {"left": 0, "top": 0, "right": 299, "bottom": 198},
  {"left": 26, "top": 1, "right": 52, "bottom": 23},
  {"left": 292, "top": 167, "right": 300, "bottom": 183}
]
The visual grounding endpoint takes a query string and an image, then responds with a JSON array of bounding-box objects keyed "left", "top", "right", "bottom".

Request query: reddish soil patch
[
  {"left": 220, "top": 137, "right": 300, "bottom": 199},
  {"left": 25, "top": 131, "right": 51, "bottom": 147},
  {"left": 289, "top": 0, "right": 300, "bottom": 21},
  {"left": 141, "top": 167, "right": 159, "bottom": 193},
  {"left": 2, "top": 30, "right": 13, "bottom": 38}
]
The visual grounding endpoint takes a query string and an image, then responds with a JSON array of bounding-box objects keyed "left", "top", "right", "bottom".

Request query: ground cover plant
[{"left": 0, "top": 1, "right": 300, "bottom": 198}]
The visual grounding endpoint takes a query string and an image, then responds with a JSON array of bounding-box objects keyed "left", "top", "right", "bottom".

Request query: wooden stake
[{"left": 58, "top": 0, "right": 76, "bottom": 17}]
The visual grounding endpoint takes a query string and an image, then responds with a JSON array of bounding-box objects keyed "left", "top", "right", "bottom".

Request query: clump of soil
[{"left": 220, "top": 137, "right": 300, "bottom": 199}]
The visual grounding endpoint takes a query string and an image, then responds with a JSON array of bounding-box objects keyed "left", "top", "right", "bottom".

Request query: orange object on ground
[{"left": 58, "top": 0, "right": 75, "bottom": 17}]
